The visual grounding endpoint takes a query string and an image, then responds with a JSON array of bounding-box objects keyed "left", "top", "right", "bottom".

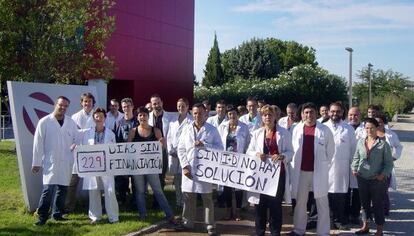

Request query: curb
[{"left": 124, "top": 220, "right": 169, "bottom": 236}]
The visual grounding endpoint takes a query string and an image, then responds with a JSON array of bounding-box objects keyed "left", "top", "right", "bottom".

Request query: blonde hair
[{"left": 260, "top": 104, "right": 278, "bottom": 127}]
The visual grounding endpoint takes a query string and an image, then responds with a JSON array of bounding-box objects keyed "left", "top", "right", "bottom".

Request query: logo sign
[{"left": 7, "top": 81, "right": 98, "bottom": 212}]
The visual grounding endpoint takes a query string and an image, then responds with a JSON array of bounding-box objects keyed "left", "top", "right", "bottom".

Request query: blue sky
[{"left": 194, "top": 0, "right": 414, "bottom": 83}]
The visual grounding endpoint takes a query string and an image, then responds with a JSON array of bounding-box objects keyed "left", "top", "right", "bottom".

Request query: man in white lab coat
[
  {"left": 278, "top": 103, "right": 298, "bottom": 132},
  {"left": 290, "top": 102, "right": 335, "bottom": 236},
  {"left": 346, "top": 106, "right": 364, "bottom": 224},
  {"left": 239, "top": 96, "right": 261, "bottom": 135},
  {"left": 206, "top": 99, "right": 228, "bottom": 128},
  {"left": 66, "top": 92, "right": 96, "bottom": 213},
  {"left": 105, "top": 98, "right": 124, "bottom": 132},
  {"left": 177, "top": 103, "right": 223, "bottom": 235},
  {"left": 32, "top": 96, "right": 79, "bottom": 226},
  {"left": 325, "top": 102, "right": 356, "bottom": 230}
]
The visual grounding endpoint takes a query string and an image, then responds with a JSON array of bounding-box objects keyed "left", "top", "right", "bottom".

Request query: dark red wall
[{"left": 105, "top": 0, "right": 194, "bottom": 111}]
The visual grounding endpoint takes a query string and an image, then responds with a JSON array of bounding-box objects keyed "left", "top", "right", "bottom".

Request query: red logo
[{"left": 22, "top": 92, "right": 54, "bottom": 135}]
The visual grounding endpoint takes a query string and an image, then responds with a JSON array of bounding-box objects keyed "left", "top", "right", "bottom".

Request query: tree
[
  {"left": 265, "top": 39, "right": 317, "bottom": 72},
  {"left": 222, "top": 38, "right": 279, "bottom": 81},
  {"left": 353, "top": 68, "right": 411, "bottom": 117},
  {"left": 202, "top": 33, "right": 224, "bottom": 87},
  {"left": 0, "top": 0, "right": 115, "bottom": 86}
]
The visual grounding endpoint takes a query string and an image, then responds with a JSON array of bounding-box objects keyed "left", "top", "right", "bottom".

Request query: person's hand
[
  {"left": 256, "top": 153, "right": 267, "bottom": 162},
  {"left": 271, "top": 154, "right": 284, "bottom": 162},
  {"left": 32, "top": 166, "right": 41, "bottom": 173},
  {"left": 194, "top": 140, "right": 204, "bottom": 147},
  {"left": 352, "top": 171, "right": 358, "bottom": 176},
  {"left": 183, "top": 166, "right": 192, "bottom": 179},
  {"left": 376, "top": 174, "right": 385, "bottom": 182}
]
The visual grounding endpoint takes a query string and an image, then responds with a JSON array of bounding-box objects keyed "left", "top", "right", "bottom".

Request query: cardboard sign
[
  {"left": 193, "top": 148, "right": 281, "bottom": 196},
  {"left": 75, "top": 141, "right": 162, "bottom": 177}
]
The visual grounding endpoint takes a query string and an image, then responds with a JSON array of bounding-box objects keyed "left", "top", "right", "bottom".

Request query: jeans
[
  {"left": 357, "top": 176, "right": 386, "bottom": 225},
  {"left": 37, "top": 185, "right": 67, "bottom": 222},
  {"left": 133, "top": 174, "right": 173, "bottom": 219}
]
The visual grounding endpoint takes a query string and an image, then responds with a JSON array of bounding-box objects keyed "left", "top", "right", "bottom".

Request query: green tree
[
  {"left": 202, "top": 33, "right": 224, "bottom": 87},
  {"left": 222, "top": 38, "right": 279, "bottom": 81},
  {"left": 0, "top": 0, "right": 115, "bottom": 86},
  {"left": 265, "top": 39, "right": 317, "bottom": 72}
]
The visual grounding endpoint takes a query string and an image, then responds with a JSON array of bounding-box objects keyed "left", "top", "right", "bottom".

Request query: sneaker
[{"left": 207, "top": 228, "right": 217, "bottom": 236}]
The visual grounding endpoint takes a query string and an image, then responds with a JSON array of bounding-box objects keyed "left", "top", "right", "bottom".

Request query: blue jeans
[
  {"left": 37, "top": 185, "right": 67, "bottom": 222},
  {"left": 133, "top": 174, "right": 173, "bottom": 219}
]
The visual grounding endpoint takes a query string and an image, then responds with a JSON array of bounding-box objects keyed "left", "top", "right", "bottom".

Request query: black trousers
[
  {"left": 219, "top": 186, "right": 243, "bottom": 208},
  {"left": 357, "top": 176, "right": 386, "bottom": 225},
  {"left": 255, "top": 172, "right": 285, "bottom": 236},
  {"left": 328, "top": 192, "right": 348, "bottom": 224},
  {"left": 345, "top": 188, "right": 361, "bottom": 219}
]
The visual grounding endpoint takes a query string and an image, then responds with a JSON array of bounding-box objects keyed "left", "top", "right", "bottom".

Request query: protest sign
[
  {"left": 192, "top": 148, "right": 280, "bottom": 196},
  {"left": 75, "top": 141, "right": 162, "bottom": 177}
]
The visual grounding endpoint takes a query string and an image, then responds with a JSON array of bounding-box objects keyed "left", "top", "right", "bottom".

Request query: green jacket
[{"left": 351, "top": 138, "right": 393, "bottom": 180}]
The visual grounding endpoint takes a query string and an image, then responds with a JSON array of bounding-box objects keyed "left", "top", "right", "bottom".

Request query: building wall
[{"left": 105, "top": 0, "right": 194, "bottom": 110}]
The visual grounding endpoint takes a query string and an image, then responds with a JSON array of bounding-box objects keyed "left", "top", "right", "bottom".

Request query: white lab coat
[
  {"left": 348, "top": 122, "right": 364, "bottom": 188},
  {"left": 245, "top": 126, "right": 294, "bottom": 204},
  {"left": 278, "top": 116, "right": 298, "bottom": 133},
  {"left": 148, "top": 110, "right": 175, "bottom": 137},
  {"left": 72, "top": 109, "right": 95, "bottom": 130},
  {"left": 81, "top": 127, "right": 116, "bottom": 191},
  {"left": 239, "top": 113, "right": 262, "bottom": 135},
  {"left": 206, "top": 114, "right": 228, "bottom": 128},
  {"left": 291, "top": 122, "right": 335, "bottom": 199},
  {"left": 325, "top": 120, "right": 356, "bottom": 193},
  {"left": 167, "top": 114, "right": 193, "bottom": 174},
  {"left": 105, "top": 111, "right": 124, "bottom": 131},
  {"left": 177, "top": 122, "right": 223, "bottom": 193},
  {"left": 217, "top": 120, "right": 250, "bottom": 154},
  {"left": 32, "top": 114, "right": 79, "bottom": 185}
]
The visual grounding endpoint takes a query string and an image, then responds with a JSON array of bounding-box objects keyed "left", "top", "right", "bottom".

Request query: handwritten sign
[
  {"left": 75, "top": 141, "right": 162, "bottom": 177},
  {"left": 192, "top": 148, "right": 280, "bottom": 196}
]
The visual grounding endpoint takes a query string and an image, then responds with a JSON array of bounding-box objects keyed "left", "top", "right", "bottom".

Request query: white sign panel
[
  {"left": 75, "top": 141, "right": 162, "bottom": 177},
  {"left": 192, "top": 148, "right": 281, "bottom": 196},
  {"left": 7, "top": 81, "right": 98, "bottom": 212}
]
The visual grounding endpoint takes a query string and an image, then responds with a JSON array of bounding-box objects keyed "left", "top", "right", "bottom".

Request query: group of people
[{"left": 31, "top": 93, "right": 401, "bottom": 236}]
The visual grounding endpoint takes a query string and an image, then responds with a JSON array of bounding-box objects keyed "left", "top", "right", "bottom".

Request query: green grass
[{"left": 0, "top": 141, "right": 180, "bottom": 236}]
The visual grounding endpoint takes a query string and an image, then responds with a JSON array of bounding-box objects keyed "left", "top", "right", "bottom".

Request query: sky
[{"left": 194, "top": 0, "right": 414, "bottom": 83}]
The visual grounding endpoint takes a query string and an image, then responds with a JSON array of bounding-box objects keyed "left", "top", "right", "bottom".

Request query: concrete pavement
[{"left": 132, "top": 113, "right": 414, "bottom": 236}]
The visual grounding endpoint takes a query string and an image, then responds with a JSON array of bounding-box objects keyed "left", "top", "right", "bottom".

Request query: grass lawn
[{"left": 0, "top": 141, "right": 180, "bottom": 236}]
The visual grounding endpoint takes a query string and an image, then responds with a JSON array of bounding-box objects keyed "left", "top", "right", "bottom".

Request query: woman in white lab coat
[
  {"left": 217, "top": 105, "right": 250, "bottom": 221},
  {"left": 375, "top": 114, "right": 402, "bottom": 215},
  {"left": 81, "top": 108, "right": 119, "bottom": 223},
  {"left": 246, "top": 105, "right": 294, "bottom": 236},
  {"left": 167, "top": 98, "right": 192, "bottom": 207}
]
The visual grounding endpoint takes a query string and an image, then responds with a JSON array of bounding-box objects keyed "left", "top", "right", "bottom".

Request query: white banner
[
  {"left": 7, "top": 81, "right": 98, "bottom": 212},
  {"left": 75, "top": 141, "right": 162, "bottom": 177},
  {"left": 192, "top": 148, "right": 281, "bottom": 197}
]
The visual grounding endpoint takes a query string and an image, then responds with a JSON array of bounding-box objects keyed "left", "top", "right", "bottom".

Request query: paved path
[{"left": 136, "top": 114, "right": 414, "bottom": 236}]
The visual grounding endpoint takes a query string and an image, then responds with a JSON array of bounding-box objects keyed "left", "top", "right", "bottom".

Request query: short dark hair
[
  {"left": 364, "top": 117, "right": 379, "bottom": 127},
  {"left": 150, "top": 94, "right": 162, "bottom": 100},
  {"left": 80, "top": 92, "right": 96, "bottom": 106},
  {"left": 216, "top": 99, "right": 226, "bottom": 106},
  {"left": 329, "top": 101, "right": 343, "bottom": 111},
  {"left": 110, "top": 98, "right": 119, "bottom": 104},
  {"left": 57, "top": 96, "right": 70, "bottom": 104},
  {"left": 226, "top": 104, "right": 237, "bottom": 113},
  {"left": 246, "top": 96, "right": 257, "bottom": 103},
  {"left": 376, "top": 113, "right": 388, "bottom": 124},
  {"left": 121, "top": 97, "right": 133, "bottom": 106},
  {"left": 192, "top": 103, "right": 206, "bottom": 110},
  {"left": 367, "top": 104, "right": 380, "bottom": 111},
  {"left": 136, "top": 106, "right": 149, "bottom": 115},
  {"left": 301, "top": 102, "right": 317, "bottom": 113},
  {"left": 93, "top": 107, "right": 107, "bottom": 118}
]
